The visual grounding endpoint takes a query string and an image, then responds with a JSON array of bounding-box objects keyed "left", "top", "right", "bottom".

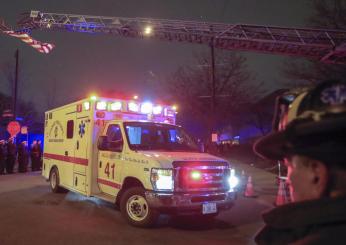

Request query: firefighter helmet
[{"left": 254, "top": 80, "right": 346, "bottom": 166}]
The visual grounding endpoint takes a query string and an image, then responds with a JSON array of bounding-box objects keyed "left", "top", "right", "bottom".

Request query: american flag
[{"left": 1, "top": 18, "right": 54, "bottom": 54}]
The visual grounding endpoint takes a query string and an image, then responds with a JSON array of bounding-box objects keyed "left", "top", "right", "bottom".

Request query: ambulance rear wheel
[
  {"left": 50, "top": 167, "right": 64, "bottom": 193},
  {"left": 120, "top": 187, "right": 159, "bottom": 227}
]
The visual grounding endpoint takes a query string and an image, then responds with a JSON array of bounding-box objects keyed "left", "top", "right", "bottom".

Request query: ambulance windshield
[{"left": 124, "top": 122, "right": 199, "bottom": 152}]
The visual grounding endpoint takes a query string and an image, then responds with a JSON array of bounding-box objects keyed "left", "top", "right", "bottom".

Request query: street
[{"left": 0, "top": 162, "right": 277, "bottom": 245}]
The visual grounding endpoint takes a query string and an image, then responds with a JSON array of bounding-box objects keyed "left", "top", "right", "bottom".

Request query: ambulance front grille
[{"left": 172, "top": 161, "right": 230, "bottom": 192}]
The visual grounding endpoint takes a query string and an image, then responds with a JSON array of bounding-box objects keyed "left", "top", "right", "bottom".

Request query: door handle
[
  {"left": 65, "top": 151, "right": 68, "bottom": 156},
  {"left": 99, "top": 161, "right": 102, "bottom": 168}
]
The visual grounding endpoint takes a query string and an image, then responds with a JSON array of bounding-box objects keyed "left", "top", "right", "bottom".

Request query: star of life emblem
[
  {"left": 79, "top": 121, "right": 86, "bottom": 138},
  {"left": 320, "top": 85, "right": 346, "bottom": 105}
]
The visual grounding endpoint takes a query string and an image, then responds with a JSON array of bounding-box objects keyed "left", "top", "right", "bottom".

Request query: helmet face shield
[{"left": 272, "top": 90, "right": 309, "bottom": 132}]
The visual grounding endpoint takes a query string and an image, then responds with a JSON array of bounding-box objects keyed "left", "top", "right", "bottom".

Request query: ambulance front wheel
[
  {"left": 120, "top": 187, "right": 159, "bottom": 227},
  {"left": 50, "top": 167, "right": 65, "bottom": 193}
]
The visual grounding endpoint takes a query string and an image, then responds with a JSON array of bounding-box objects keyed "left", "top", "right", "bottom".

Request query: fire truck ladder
[{"left": 17, "top": 10, "right": 346, "bottom": 64}]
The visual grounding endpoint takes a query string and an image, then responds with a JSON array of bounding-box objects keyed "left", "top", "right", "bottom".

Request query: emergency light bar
[
  {"left": 140, "top": 102, "right": 153, "bottom": 114},
  {"left": 128, "top": 102, "right": 139, "bottom": 112},
  {"left": 79, "top": 96, "right": 177, "bottom": 124},
  {"left": 96, "top": 101, "right": 107, "bottom": 110},
  {"left": 153, "top": 105, "right": 163, "bottom": 115},
  {"left": 110, "top": 101, "right": 122, "bottom": 111}
]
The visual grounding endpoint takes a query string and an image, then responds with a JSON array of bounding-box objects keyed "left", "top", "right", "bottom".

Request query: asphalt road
[{"left": 0, "top": 163, "right": 276, "bottom": 245}]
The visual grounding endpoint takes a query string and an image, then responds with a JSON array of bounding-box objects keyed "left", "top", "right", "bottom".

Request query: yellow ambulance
[{"left": 43, "top": 96, "right": 238, "bottom": 227}]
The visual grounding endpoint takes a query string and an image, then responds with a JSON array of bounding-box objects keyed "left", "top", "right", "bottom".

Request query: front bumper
[{"left": 145, "top": 190, "right": 237, "bottom": 215}]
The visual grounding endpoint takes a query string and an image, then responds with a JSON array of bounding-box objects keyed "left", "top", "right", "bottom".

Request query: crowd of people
[{"left": 0, "top": 139, "right": 42, "bottom": 174}]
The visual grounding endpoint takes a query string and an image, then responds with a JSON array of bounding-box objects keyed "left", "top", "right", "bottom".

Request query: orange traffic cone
[
  {"left": 275, "top": 178, "right": 290, "bottom": 206},
  {"left": 244, "top": 176, "right": 257, "bottom": 198}
]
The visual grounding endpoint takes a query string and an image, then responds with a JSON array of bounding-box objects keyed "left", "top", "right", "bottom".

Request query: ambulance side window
[
  {"left": 106, "top": 124, "right": 123, "bottom": 152},
  {"left": 67, "top": 120, "right": 74, "bottom": 139}
]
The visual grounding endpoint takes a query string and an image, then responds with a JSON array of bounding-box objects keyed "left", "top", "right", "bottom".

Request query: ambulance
[{"left": 42, "top": 96, "right": 238, "bottom": 227}]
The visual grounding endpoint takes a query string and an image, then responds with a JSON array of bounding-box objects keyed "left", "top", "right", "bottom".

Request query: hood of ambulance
[{"left": 137, "top": 151, "right": 229, "bottom": 168}]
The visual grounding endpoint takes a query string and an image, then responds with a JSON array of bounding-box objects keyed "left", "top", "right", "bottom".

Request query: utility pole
[
  {"left": 13, "top": 49, "right": 19, "bottom": 121},
  {"left": 210, "top": 37, "right": 216, "bottom": 135}
]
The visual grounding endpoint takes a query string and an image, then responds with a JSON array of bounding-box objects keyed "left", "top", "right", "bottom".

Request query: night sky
[{"left": 0, "top": 0, "right": 313, "bottom": 115}]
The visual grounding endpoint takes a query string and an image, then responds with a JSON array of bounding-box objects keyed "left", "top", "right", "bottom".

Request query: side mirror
[{"left": 97, "top": 136, "right": 109, "bottom": 151}]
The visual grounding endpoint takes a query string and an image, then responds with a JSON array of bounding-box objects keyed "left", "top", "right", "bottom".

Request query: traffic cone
[
  {"left": 244, "top": 176, "right": 257, "bottom": 198},
  {"left": 275, "top": 178, "right": 290, "bottom": 206}
]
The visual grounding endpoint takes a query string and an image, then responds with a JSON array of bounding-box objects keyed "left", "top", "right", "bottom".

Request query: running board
[{"left": 93, "top": 193, "right": 116, "bottom": 203}]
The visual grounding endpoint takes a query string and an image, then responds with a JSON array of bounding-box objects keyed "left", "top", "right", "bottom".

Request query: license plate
[{"left": 202, "top": 203, "right": 217, "bottom": 214}]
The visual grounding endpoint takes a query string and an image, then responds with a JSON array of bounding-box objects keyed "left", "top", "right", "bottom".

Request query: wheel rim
[
  {"left": 126, "top": 194, "right": 149, "bottom": 222},
  {"left": 51, "top": 172, "right": 57, "bottom": 189}
]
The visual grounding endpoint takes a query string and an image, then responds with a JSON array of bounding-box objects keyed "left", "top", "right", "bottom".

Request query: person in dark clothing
[
  {"left": 253, "top": 80, "right": 346, "bottom": 245},
  {"left": 30, "top": 140, "right": 40, "bottom": 171},
  {"left": 37, "top": 140, "right": 43, "bottom": 170},
  {"left": 18, "top": 141, "right": 29, "bottom": 173},
  {"left": 0, "top": 140, "right": 6, "bottom": 174},
  {"left": 6, "top": 138, "right": 16, "bottom": 174}
]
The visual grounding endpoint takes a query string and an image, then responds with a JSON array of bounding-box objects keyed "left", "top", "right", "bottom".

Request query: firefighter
[
  {"left": 253, "top": 80, "right": 346, "bottom": 244},
  {"left": 18, "top": 141, "right": 29, "bottom": 173},
  {"left": 6, "top": 138, "right": 16, "bottom": 174},
  {"left": 0, "top": 140, "right": 5, "bottom": 174},
  {"left": 30, "top": 140, "right": 40, "bottom": 171}
]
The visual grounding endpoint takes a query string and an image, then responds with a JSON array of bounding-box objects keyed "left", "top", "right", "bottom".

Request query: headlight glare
[
  {"left": 229, "top": 169, "right": 239, "bottom": 190},
  {"left": 151, "top": 168, "right": 174, "bottom": 191}
]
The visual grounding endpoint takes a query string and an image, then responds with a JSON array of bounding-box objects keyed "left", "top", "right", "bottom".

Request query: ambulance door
[
  {"left": 97, "top": 124, "right": 123, "bottom": 196},
  {"left": 74, "top": 114, "right": 90, "bottom": 174},
  {"left": 61, "top": 111, "right": 76, "bottom": 188},
  {"left": 73, "top": 112, "right": 90, "bottom": 193}
]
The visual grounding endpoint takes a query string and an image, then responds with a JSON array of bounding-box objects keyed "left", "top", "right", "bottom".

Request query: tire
[
  {"left": 120, "top": 187, "right": 159, "bottom": 227},
  {"left": 49, "top": 167, "right": 65, "bottom": 193}
]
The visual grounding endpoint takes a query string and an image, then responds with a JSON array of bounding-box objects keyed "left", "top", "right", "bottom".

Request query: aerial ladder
[{"left": 14, "top": 10, "right": 346, "bottom": 65}]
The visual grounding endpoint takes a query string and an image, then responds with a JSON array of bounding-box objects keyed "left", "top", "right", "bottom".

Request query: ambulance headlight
[
  {"left": 228, "top": 169, "right": 239, "bottom": 191},
  {"left": 150, "top": 168, "right": 174, "bottom": 191}
]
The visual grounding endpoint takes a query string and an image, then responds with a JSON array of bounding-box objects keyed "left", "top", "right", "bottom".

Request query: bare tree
[
  {"left": 164, "top": 51, "right": 262, "bottom": 139},
  {"left": 309, "top": 0, "right": 346, "bottom": 29},
  {"left": 282, "top": 0, "right": 346, "bottom": 85},
  {"left": 0, "top": 59, "right": 39, "bottom": 128}
]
